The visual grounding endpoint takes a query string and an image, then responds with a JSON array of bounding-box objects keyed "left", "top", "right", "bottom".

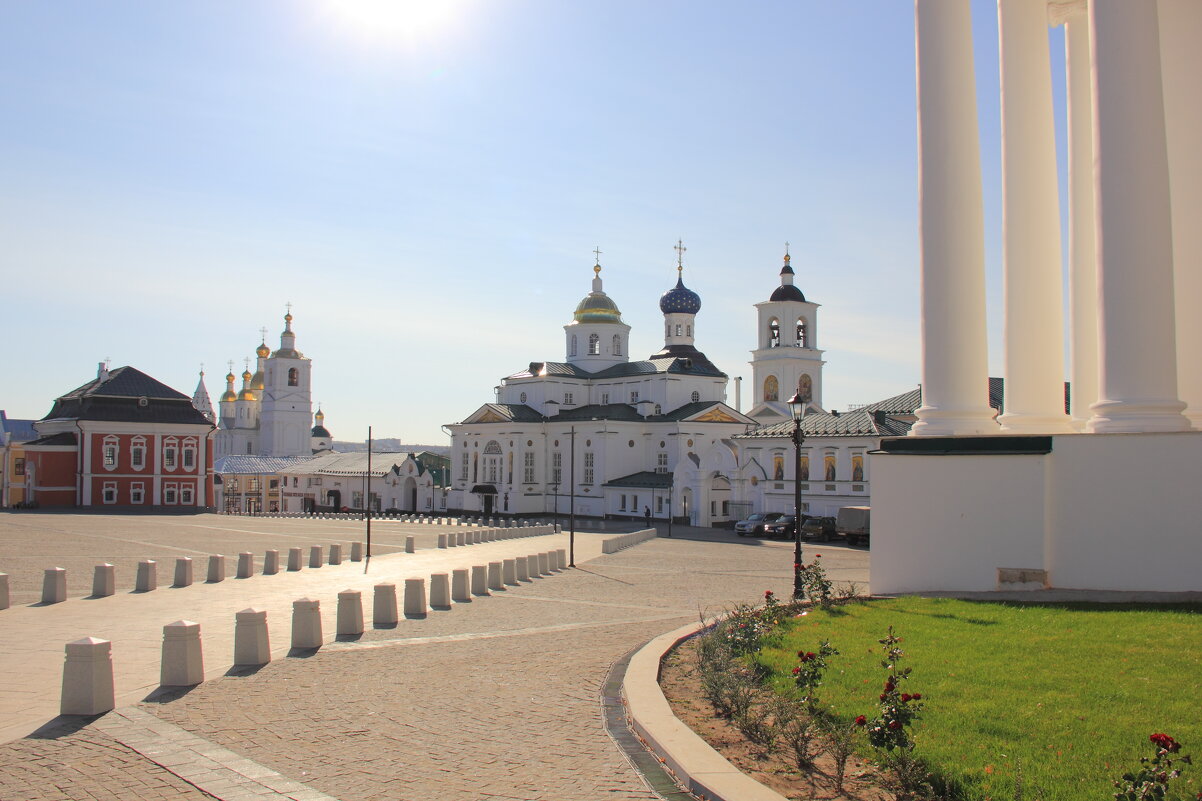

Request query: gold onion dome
[
  {"left": 573, "top": 265, "right": 623, "bottom": 323},
  {"left": 238, "top": 388, "right": 257, "bottom": 401},
  {"left": 251, "top": 370, "right": 265, "bottom": 390},
  {"left": 256, "top": 342, "right": 270, "bottom": 358},
  {"left": 220, "top": 390, "right": 237, "bottom": 402}
]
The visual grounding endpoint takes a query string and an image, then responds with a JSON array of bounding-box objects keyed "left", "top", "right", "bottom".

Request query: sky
[{"left": 0, "top": 1, "right": 1069, "bottom": 445}]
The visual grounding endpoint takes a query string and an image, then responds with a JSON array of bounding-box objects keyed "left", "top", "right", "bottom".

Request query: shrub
[{"left": 1112, "top": 733, "right": 1194, "bottom": 801}]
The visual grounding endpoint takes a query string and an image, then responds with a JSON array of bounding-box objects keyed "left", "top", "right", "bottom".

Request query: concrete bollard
[
  {"left": 556, "top": 524, "right": 563, "bottom": 534},
  {"left": 430, "top": 573, "right": 450, "bottom": 608},
  {"left": 451, "top": 569, "right": 471, "bottom": 602},
  {"left": 207, "top": 555, "right": 225, "bottom": 583},
  {"left": 438, "top": 534, "right": 448, "bottom": 548},
  {"left": 337, "top": 590, "right": 364, "bottom": 636},
  {"left": 329, "top": 544, "right": 343, "bottom": 565},
  {"left": 557, "top": 549, "right": 567, "bottom": 569},
  {"left": 373, "top": 583, "right": 398, "bottom": 626},
  {"left": 351, "top": 542, "right": 363, "bottom": 562},
  {"left": 160, "top": 620, "right": 204, "bottom": 686},
  {"left": 92, "top": 564, "right": 115, "bottom": 597},
  {"left": 487, "top": 562, "right": 503, "bottom": 591},
  {"left": 237, "top": 552, "right": 255, "bottom": 579},
  {"left": 291, "top": 598, "right": 322, "bottom": 649},
  {"left": 288, "top": 547, "right": 302, "bottom": 571},
  {"left": 61, "top": 637, "right": 114, "bottom": 715},
  {"left": 503, "top": 558, "right": 517, "bottom": 585},
  {"left": 528, "top": 555, "right": 542, "bottom": 578},
  {"left": 549, "top": 550, "right": 561, "bottom": 571},
  {"left": 471, "top": 565, "right": 489, "bottom": 596},
  {"left": 136, "top": 560, "right": 157, "bottom": 592},
  {"left": 515, "top": 556, "right": 529, "bottom": 582},
  {"left": 404, "top": 578, "right": 427, "bottom": 617},
  {"left": 309, "top": 545, "right": 323, "bottom": 568},
  {"left": 174, "top": 557, "right": 194, "bottom": 587},
  {"left": 461, "top": 531, "right": 470, "bottom": 546},
  {"left": 42, "top": 567, "right": 67, "bottom": 604},
  {"left": 538, "top": 552, "right": 550, "bottom": 575},
  {"left": 264, "top": 550, "right": 280, "bottom": 575},
  {"left": 0, "top": 573, "right": 9, "bottom": 610},
  {"left": 405, "top": 536, "right": 416, "bottom": 554},
  {"left": 233, "top": 608, "right": 270, "bottom": 666}
]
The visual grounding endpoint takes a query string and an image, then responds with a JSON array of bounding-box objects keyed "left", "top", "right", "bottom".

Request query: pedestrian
[{"left": 644, "top": 506, "right": 651, "bottom": 528}]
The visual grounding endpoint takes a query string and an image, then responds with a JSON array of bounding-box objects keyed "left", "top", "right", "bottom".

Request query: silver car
[{"left": 735, "top": 512, "right": 785, "bottom": 537}]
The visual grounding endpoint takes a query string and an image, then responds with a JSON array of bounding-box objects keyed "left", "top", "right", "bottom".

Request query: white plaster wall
[
  {"left": 1047, "top": 432, "right": 1202, "bottom": 590},
  {"left": 870, "top": 452, "right": 1047, "bottom": 594}
]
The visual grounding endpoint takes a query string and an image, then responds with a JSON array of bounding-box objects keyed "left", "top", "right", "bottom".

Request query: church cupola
[
  {"left": 660, "top": 240, "right": 701, "bottom": 348},
  {"left": 273, "top": 305, "right": 302, "bottom": 359},
  {"left": 311, "top": 406, "right": 332, "bottom": 452},
  {"left": 192, "top": 366, "right": 216, "bottom": 424},
  {"left": 769, "top": 250, "right": 807, "bottom": 303},
  {"left": 564, "top": 250, "right": 631, "bottom": 372}
]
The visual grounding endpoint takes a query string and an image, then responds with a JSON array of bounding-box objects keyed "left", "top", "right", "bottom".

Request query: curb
[{"left": 621, "top": 620, "right": 790, "bottom": 801}]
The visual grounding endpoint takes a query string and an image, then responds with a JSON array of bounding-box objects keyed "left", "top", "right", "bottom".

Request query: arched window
[
  {"left": 288, "top": 368, "right": 298, "bottom": 386},
  {"left": 588, "top": 333, "right": 599, "bottom": 355},
  {"left": 686, "top": 324, "right": 691, "bottom": 337},
  {"left": 665, "top": 321, "right": 670, "bottom": 338},
  {"left": 768, "top": 318, "right": 781, "bottom": 348},
  {"left": 691, "top": 390, "right": 700, "bottom": 403},
  {"left": 519, "top": 392, "right": 527, "bottom": 404},
  {"left": 798, "top": 374, "right": 813, "bottom": 403},
  {"left": 484, "top": 441, "right": 502, "bottom": 454},
  {"left": 613, "top": 335, "right": 621, "bottom": 356},
  {"left": 796, "top": 318, "right": 808, "bottom": 348},
  {"left": 571, "top": 335, "right": 577, "bottom": 356},
  {"left": 654, "top": 404, "right": 662, "bottom": 415},
  {"left": 764, "top": 375, "right": 779, "bottom": 402},
  {"left": 675, "top": 324, "right": 682, "bottom": 336}
]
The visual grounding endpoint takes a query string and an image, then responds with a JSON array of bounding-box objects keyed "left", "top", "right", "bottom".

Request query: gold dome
[
  {"left": 574, "top": 292, "right": 622, "bottom": 323},
  {"left": 251, "top": 370, "right": 265, "bottom": 390},
  {"left": 256, "top": 342, "right": 270, "bottom": 358},
  {"left": 220, "top": 390, "right": 237, "bottom": 403},
  {"left": 239, "top": 388, "right": 257, "bottom": 401},
  {"left": 241, "top": 369, "right": 252, "bottom": 381}
]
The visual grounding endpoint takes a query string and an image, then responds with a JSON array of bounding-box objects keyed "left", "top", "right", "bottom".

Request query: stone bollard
[
  {"left": 527, "top": 555, "right": 542, "bottom": 578},
  {"left": 549, "top": 550, "right": 561, "bottom": 571},
  {"left": 237, "top": 552, "right": 255, "bottom": 579},
  {"left": 456, "top": 531, "right": 466, "bottom": 547},
  {"left": 42, "top": 567, "right": 67, "bottom": 604},
  {"left": 264, "top": 550, "right": 280, "bottom": 575},
  {"left": 405, "top": 536, "right": 416, "bottom": 554},
  {"left": 538, "top": 552, "right": 550, "bottom": 575},
  {"left": 503, "top": 558, "right": 517, "bottom": 585},
  {"left": 136, "top": 560, "right": 157, "bottom": 592},
  {"left": 473, "top": 531, "right": 482, "bottom": 544},
  {"left": 337, "top": 590, "right": 364, "bottom": 636},
  {"left": 207, "top": 555, "right": 225, "bottom": 583},
  {"left": 438, "top": 534, "right": 449, "bottom": 549},
  {"left": 329, "top": 544, "right": 343, "bottom": 565},
  {"left": 174, "top": 557, "right": 194, "bottom": 587},
  {"left": 0, "top": 572, "right": 9, "bottom": 610},
  {"left": 160, "top": 620, "right": 204, "bottom": 686},
  {"left": 92, "top": 564, "right": 115, "bottom": 597},
  {"left": 514, "top": 555, "right": 529, "bottom": 582},
  {"left": 556, "top": 549, "right": 567, "bottom": 569},
  {"left": 373, "top": 583, "right": 398, "bottom": 626},
  {"left": 404, "top": 578, "right": 428, "bottom": 617},
  {"left": 471, "top": 565, "right": 489, "bottom": 596},
  {"left": 350, "top": 542, "right": 363, "bottom": 562},
  {"left": 451, "top": 569, "right": 471, "bottom": 602},
  {"left": 309, "top": 545, "right": 323, "bottom": 568},
  {"left": 430, "top": 573, "right": 450, "bottom": 608},
  {"left": 61, "top": 637, "right": 114, "bottom": 715},
  {"left": 288, "top": 547, "right": 302, "bottom": 571},
  {"left": 487, "top": 562, "right": 503, "bottom": 591},
  {"left": 233, "top": 608, "right": 270, "bottom": 666},
  {"left": 291, "top": 598, "right": 322, "bottom": 649}
]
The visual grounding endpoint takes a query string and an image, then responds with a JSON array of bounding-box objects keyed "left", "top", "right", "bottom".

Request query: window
[
  {"left": 675, "top": 324, "right": 682, "bottom": 336},
  {"left": 352, "top": 491, "right": 364, "bottom": 509},
  {"left": 564, "top": 392, "right": 574, "bottom": 405},
  {"left": 102, "top": 482, "right": 117, "bottom": 504},
  {"left": 764, "top": 375, "right": 779, "bottom": 402},
  {"left": 473, "top": 453, "right": 478, "bottom": 482},
  {"left": 460, "top": 452, "right": 469, "bottom": 481},
  {"left": 686, "top": 324, "right": 691, "bottom": 337},
  {"left": 613, "top": 335, "right": 621, "bottom": 356},
  {"left": 246, "top": 442, "right": 253, "bottom": 454},
  {"left": 131, "top": 442, "right": 145, "bottom": 469},
  {"left": 601, "top": 392, "right": 609, "bottom": 405},
  {"left": 164, "top": 447, "right": 177, "bottom": 469},
  {"left": 248, "top": 477, "right": 260, "bottom": 492},
  {"left": 130, "top": 484, "right": 144, "bottom": 504},
  {"left": 552, "top": 452, "right": 562, "bottom": 484},
  {"left": 183, "top": 448, "right": 195, "bottom": 469},
  {"left": 588, "top": 333, "right": 599, "bottom": 355},
  {"left": 654, "top": 404, "right": 662, "bottom": 415},
  {"left": 768, "top": 318, "right": 781, "bottom": 348},
  {"left": 796, "top": 318, "right": 808, "bottom": 348},
  {"left": 103, "top": 436, "right": 118, "bottom": 469},
  {"left": 630, "top": 390, "right": 639, "bottom": 403},
  {"left": 507, "top": 452, "right": 513, "bottom": 484},
  {"left": 571, "top": 335, "right": 577, "bottom": 356},
  {"left": 520, "top": 392, "right": 527, "bottom": 403},
  {"left": 181, "top": 486, "right": 194, "bottom": 505},
  {"left": 164, "top": 485, "right": 178, "bottom": 504},
  {"left": 288, "top": 368, "right": 298, "bottom": 386},
  {"left": 583, "top": 452, "right": 595, "bottom": 485},
  {"left": 619, "top": 494, "right": 626, "bottom": 511},
  {"left": 656, "top": 453, "right": 668, "bottom": 474},
  {"left": 691, "top": 391, "right": 700, "bottom": 403},
  {"left": 523, "top": 452, "right": 535, "bottom": 484},
  {"left": 656, "top": 496, "right": 663, "bottom": 513},
  {"left": 269, "top": 479, "right": 279, "bottom": 489},
  {"left": 226, "top": 477, "right": 239, "bottom": 492},
  {"left": 13, "top": 458, "right": 24, "bottom": 476},
  {"left": 292, "top": 477, "right": 298, "bottom": 487}
]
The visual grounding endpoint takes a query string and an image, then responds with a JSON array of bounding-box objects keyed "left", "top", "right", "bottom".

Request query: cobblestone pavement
[{"left": 0, "top": 518, "right": 868, "bottom": 801}]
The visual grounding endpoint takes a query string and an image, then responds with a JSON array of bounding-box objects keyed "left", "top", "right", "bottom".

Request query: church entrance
[
  {"left": 327, "top": 489, "right": 341, "bottom": 510},
  {"left": 402, "top": 477, "right": 417, "bottom": 512},
  {"left": 483, "top": 494, "right": 494, "bottom": 517}
]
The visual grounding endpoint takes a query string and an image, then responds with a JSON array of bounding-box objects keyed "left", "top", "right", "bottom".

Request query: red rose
[
  {"left": 884, "top": 682, "right": 895, "bottom": 692},
  {"left": 901, "top": 693, "right": 912, "bottom": 702},
  {"left": 765, "top": 590, "right": 774, "bottom": 598},
  {"left": 792, "top": 666, "right": 801, "bottom": 675},
  {"left": 879, "top": 694, "right": 887, "bottom": 701},
  {"left": 854, "top": 715, "right": 867, "bottom": 726},
  {"left": 888, "top": 720, "right": 902, "bottom": 730},
  {"left": 911, "top": 693, "right": 922, "bottom": 701}
]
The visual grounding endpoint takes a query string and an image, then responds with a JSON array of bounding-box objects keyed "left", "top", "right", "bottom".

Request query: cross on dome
[{"left": 674, "top": 239, "right": 687, "bottom": 275}]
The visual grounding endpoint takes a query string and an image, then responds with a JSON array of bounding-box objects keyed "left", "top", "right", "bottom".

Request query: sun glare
[{"left": 320, "top": 0, "right": 465, "bottom": 45}]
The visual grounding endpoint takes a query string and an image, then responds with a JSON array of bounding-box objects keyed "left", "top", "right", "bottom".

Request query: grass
[{"left": 755, "top": 597, "right": 1202, "bottom": 801}]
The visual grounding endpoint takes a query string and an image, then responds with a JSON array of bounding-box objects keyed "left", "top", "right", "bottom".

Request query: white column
[
  {"left": 1159, "top": 0, "right": 1202, "bottom": 430},
  {"left": 996, "top": 0, "right": 1072, "bottom": 433},
  {"left": 910, "top": 0, "right": 998, "bottom": 437},
  {"left": 1064, "top": 12, "right": 1099, "bottom": 428},
  {"left": 1086, "top": 0, "right": 1190, "bottom": 433}
]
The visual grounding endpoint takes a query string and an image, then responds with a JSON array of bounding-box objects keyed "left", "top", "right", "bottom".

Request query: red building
[{"left": 23, "top": 364, "right": 216, "bottom": 509}]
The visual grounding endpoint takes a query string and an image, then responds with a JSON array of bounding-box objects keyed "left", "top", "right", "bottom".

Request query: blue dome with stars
[{"left": 659, "top": 276, "right": 701, "bottom": 315}]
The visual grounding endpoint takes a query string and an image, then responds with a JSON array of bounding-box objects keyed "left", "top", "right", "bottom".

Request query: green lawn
[{"left": 755, "top": 597, "right": 1202, "bottom": 801}]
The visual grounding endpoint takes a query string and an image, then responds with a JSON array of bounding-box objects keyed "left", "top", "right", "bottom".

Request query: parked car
[
  {"left": 800, "top": 515, "right": 837, "bottom": 541},
  {"left": 763, "top": 514, "right": 799, "bottom": 539},
  {"left": 735, "top": 512, "right": 786, "bottom": 537},
  {"left": 836, "top": 506, "right": 871, "bottom": 546}
]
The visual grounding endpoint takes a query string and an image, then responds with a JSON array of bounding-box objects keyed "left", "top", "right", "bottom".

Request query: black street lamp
[{"left": 788, "top": 392, "right": 808, "bottom": 600}]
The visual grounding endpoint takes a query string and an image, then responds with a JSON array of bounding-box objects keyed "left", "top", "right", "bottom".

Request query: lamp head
[{"left": 787, "top": 392, "right": 807, "bottom": 423}]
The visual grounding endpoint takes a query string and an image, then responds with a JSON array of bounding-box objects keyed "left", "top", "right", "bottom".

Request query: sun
[{"left": 319, "top": 0, "right": 466, "bottom": 45}]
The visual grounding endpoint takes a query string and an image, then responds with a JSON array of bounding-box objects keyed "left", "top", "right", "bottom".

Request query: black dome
[
  {"left": 311, "top": 425, "right": 331, "bottom": 438},
  {"left": 770, "top": 285, "right": 806, "bottom": 302}
]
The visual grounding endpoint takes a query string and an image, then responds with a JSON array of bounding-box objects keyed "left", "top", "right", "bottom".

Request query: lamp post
[{"left": 787, "top": 392, "right": 807, "bottom": 600}]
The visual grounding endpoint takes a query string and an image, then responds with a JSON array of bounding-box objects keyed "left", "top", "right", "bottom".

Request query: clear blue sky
[{"left": 0, "top": 1, "right": 1067, "bottom": 444}]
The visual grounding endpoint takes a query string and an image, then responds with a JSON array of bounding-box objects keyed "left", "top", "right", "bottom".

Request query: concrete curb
[{"left": 621, "top": 620, "right": 789, "bottom": 801}]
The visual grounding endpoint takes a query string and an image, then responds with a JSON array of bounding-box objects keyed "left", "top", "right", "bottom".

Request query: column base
[
  {"left": 997, "top": 412, "right": 1076, "bottom": 434},
  {"left": 910, "top": 405, "right": 999, "bottom": 437},
  {"left": 1086, "top": 398, "right": 1191, "bottom": 433}
]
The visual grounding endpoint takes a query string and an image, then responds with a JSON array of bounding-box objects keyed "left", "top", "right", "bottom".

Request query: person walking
[{"left": 644, "top": 506, "right": 652, "bottom": 528}]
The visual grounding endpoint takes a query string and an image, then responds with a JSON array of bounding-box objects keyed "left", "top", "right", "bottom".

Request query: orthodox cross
[
  {"left": 674, "top": 239, "right": 686, "bottom": 274},
  {"left": 259, "top": 327, "right": 267, "bottom": 343},
  {"left": 593, "top": 246, "right": 602, "bottom": 264},
  {"left": 285, "top": 301, "right": 293, "bottom": 315},
  {"left": 227, "top": 360, "right": 235, "bottom": 375}
]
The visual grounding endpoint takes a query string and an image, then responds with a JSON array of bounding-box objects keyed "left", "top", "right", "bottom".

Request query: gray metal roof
[
  {"left": 603, "top": 471, "right": 674, "bottom": 489},
  {"left": 215, "top": 455, "right": 316, "bottom": 474}
]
